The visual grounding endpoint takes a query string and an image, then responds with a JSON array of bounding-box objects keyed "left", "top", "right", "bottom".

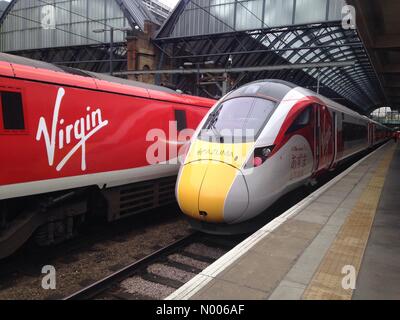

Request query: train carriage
[
  {"left": 176, "top": 80, "right": 391, "bottom": 234},
  {"left": 0, "top": 53, "right": 215, "bottom": 258}
]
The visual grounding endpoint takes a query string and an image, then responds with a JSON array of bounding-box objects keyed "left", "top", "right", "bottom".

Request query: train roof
[
  {"left": 0, "top": 53, "right": 215, "bottom": 108},
  {"left": 296, "top": 86, "right": 363, "bottom": 117},
  {"left": 297, "top": 87, "right": 392, "bottom": 129},
  {"left": 223, "top": 79, "right": 295, "bottom": 102},
  {"left": 221, "top": 79, "right": 391, "bottom": 130},
  {"left": 226, "top": 79, "right": 362, "bottom": 120},
  {"left": 367, "top": 117, "right": 391, "bottom": 128},
  {"left": 0, "top": 53, "right": 177, "bottom": 93}
]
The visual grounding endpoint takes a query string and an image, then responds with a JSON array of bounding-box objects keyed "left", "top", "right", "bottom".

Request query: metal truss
[
  {"left": 154, "top": 21, "right": 386, "bottom": 113},
  {"left": 8, "top": 43, "right": 128, "bottom": 74}
]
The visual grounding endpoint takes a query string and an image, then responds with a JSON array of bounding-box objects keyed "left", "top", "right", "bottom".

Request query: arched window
[{"left": 371, "top": 107, "right": 400, "bottom": 125}]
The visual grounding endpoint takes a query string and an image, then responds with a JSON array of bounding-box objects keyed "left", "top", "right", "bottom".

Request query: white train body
[{"left": 176, "top": 80, "right": 391, "bottom": 234}]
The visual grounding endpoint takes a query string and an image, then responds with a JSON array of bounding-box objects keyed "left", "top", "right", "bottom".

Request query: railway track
[
  {"left": 64, "top": 232, "right": 245, "bottom": 300},
  {"left": 63, "top": 145, "right": 387, "bottom": 301}
]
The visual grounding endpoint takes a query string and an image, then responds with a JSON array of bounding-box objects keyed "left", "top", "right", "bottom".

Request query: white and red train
[
  {"left": 176, "top": 80, "right": 392, "bottom": 234},
  {"left": 0, "top": 53, "right": 215, "bottom": 258}
]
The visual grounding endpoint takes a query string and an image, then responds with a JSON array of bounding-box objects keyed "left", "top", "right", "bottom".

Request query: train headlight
[
  {"left": 245, "top": 145, "right": 275, "bottom": 168},
  {"left": 253, "top": 157, "right": 263, "bottom": 167},
  {"left": 261, "top": 147, "right": 272, "bottom": 158}
]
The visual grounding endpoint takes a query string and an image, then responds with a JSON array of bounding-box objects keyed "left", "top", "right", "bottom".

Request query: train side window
[
  {"left": 175, "top": 110, "right": 187, "bottom": 132},
  {"left": 286, "top": 107, "right": 311, "bottom": 134},
  {"left": 343, "top": 122, "right": 367, "bottom": 141},
  {"left": 1, "top": 91, "right": 25, "bottom": 131}
]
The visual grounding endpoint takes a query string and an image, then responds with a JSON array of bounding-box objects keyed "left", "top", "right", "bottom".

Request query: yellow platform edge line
[{"left": 302, "top": 145, "right": 396, "bottom": 300}]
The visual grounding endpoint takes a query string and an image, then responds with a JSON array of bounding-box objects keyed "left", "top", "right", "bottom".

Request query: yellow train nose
[{"left": 177, "top": 160, "right": 248, "bottom": 223}]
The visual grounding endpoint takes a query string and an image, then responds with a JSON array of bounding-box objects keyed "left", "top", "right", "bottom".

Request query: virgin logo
[{"left": 36, "top": 88, "right": 109, "bottom": 172}]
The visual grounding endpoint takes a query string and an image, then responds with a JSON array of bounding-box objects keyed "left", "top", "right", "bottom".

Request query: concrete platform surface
[{"left": 166, "top": 141, "right": 399, "bottom": 300}]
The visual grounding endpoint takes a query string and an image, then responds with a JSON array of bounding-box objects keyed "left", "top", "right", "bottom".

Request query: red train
[{"left": 0, "top": 53, "right": 215, "bottom": 259}]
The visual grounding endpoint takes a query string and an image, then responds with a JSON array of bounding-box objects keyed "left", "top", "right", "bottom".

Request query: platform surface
[{"left": 167, "top": 141, "right": 400, "bottom": 300}]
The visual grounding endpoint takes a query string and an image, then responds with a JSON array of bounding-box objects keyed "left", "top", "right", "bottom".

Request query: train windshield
[{"left": 199, "top": 97, "right": 276, "bottom": 143}]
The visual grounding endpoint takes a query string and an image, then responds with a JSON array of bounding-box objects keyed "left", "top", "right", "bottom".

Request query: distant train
[
  {"left": 0, "top": 53, "right": 215, "bottom": 259},
  {"left": 176, "top": 80, "right": 392, "bottom": 234}
]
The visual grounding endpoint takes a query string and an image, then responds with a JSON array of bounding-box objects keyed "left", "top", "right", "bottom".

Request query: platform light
[{"left": 227, "top": 55, "right": 233, "bottom": 66}]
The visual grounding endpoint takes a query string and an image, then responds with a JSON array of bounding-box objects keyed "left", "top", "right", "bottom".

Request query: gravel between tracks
[
  {"left": 168, "top": 253, "right": 210, "bottom": 270},
  {"left": 0, "top": 214, "right": 190, "bottom": 300},
  {"left": 184, "top": 243, "right": 226, "bottom": 260},
  {"left": 147, "top": 263, "right": 195, "bottom": 283},
  {"left": 120, "top": 276, "right": 175, "bottom": 299}
]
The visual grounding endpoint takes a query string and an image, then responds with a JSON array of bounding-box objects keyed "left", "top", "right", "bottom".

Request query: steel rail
[{"left": 63, "top": 232, "right": 200, "bottom": 300}]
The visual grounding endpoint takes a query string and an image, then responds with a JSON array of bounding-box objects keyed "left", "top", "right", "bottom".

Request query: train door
[
  {"left": 313, "top": 104, "right": 320, "bottom": 172},
  {"left": 368, "top": 123, "right": 374, "bottom": 147},
  {"left": 330, "top": 111, "right": 337, "bottom": 168},
  {"left": 315, "top": 104, "right": 335, "bottom": 172},
  {"left": 371, "top": 123, "right": 376, "bottom": 145}
]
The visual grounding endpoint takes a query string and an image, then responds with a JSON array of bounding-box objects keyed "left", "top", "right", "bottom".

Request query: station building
[{"left": 0, "top": 0, "right": 399, "bottom": 121}]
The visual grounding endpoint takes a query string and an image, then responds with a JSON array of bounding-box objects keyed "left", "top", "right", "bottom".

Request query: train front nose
[{"left": 177, "top": 161, "right": 249, "bottom": 224}]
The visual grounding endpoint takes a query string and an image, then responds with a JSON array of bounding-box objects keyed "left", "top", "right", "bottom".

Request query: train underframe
[{"left": 0, "top": 176, "right": 177, "bottom": 259}]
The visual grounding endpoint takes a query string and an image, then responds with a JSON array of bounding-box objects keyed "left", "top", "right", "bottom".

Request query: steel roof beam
[
  {"left": 113, "top": 60, "right": 356, "bottom": 76},
  {"left": 168, "top": 42, "right": 363, "bottom": 60}
]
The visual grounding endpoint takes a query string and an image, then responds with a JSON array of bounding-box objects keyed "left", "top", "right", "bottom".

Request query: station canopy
[
  {"left": 0, "top": 0, "right": 159, "bottom": 72},
  {"left": 154, "top": 0, "right": 386, "bottom": 114}
]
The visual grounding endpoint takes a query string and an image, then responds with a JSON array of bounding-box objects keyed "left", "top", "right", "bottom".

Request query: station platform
[{"left": 167, "top": 141, "right": 400, "bottom": 300}]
